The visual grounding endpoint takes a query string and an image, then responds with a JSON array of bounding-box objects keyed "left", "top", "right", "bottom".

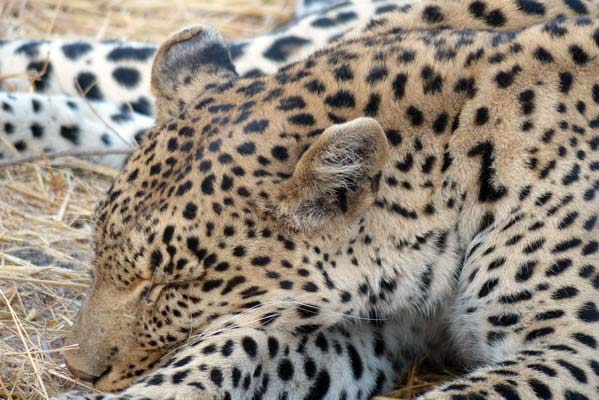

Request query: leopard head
[{"left": 63, "top": 25, "right": 388, "bottom": 391}]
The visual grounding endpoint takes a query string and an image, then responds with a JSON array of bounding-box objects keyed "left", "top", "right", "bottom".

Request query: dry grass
[
  {"left": 0, "top": 160, "right": 116, "bottom": 399},
  {"left": 0, "top": 0, "right": 452, "bottom": 399},
  {"left": 1, "top": 0, "right": 295, "bottom": 42}
]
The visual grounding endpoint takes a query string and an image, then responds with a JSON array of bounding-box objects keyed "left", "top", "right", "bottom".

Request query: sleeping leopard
[
  {"left": 0, "top": 0, "right": 412, "bottom": 168},
  {"left": 54, "top": 0, "right": 599, "bottom": 399}
]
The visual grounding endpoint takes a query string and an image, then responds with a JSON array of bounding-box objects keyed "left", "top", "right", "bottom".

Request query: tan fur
[{"left": 59, "top": 1, "right": 599, "bottom": 398}]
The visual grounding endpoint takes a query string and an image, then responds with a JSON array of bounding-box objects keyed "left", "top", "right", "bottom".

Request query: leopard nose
[{"left": 65, "top": 358, "right": 97, "bottom": 382}]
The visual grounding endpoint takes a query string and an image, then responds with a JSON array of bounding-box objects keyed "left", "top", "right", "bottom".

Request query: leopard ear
[
  {"left": 270, "top": 117, "right": 389, "bottom": 232},
  {"left": 151, "top": 25, "right": 238, "bottom": 124}
]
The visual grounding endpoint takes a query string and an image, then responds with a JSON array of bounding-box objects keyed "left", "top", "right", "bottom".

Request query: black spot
[
  {"left": 528, "top": 379, "right": 551, "bottom": 399},
  {"left": 107, "top": 46, "right": 156, "bottom": 62},
  {"left": 454, "top": 78, "right": 477, "bottom": 98},
  {"left": 112, "top": 67, "right": 140, "bottom": 88},
  {"left": 311, "top": 17, "right": 336, "bottom": 28},
  {"left": 228, "top": 42, "right": 247, "bottom": 60},
  {"left": 475, "top": 107, "right": 489, "bottom": 125},
  {"left": 432, "top": 113, "right": 449, "bottom": 134},
  {"left": 583, "top": 241, "right": 599, "bottom": 255},
  {"left": 62, "top": 41, "right": 92, "bottom": 60},
  {"left": 569, "top": 45, "right": 590, "bottom": 65},
  {"left": 528, "top": 364, "right": 557, "bottom": 377},
  {"left": 1, "top": 102, "right": 12, "bottom": 113},
  {"left": 201, "top": 175, "right": 215, "bottom": 195},
  {"left": 559, "top": 72, "right": 573, "bottom": 93},
  {"left": 573, "top": 332, "right": 597, "bottom": 349},
  {"left": 392, "top": 73, "right": 408, "bottom": 99},
  {"left": 519, "top": 90, "right": 535, "bottom": 115},
  {"left": 146, "top": 374, "right": 164, "bottom": 385},
  {"left": 60, "top": 125, "right": 80, "bottom": 145},
  {"left": 305, "top": 370, "right": 330, "bottom": 400},
  {"left": 244, "top": 119, "right": 269, "bottom": 134},
  {"left": 31, "top": 99, "right": 42, "bottom": 113},
  {"left": 14, "top": 140, "right": 27, "bottom": 152},
  {"left": 182, "top": 202, "right": 197, "bottom": 220},
  {"left": 406, "top": 106, "right": 424, "bottom": 126},
  {"left": 552, "top": 238, "right": 582, "bottom": 253},
  {"left": 364, "top": 94, "right": 381, "bottom": 116},
  {"left": 173, "top": 356, "right": 193, "bottom": 368},
  {"left": 565, "top": 0, "right": 588, "bottom": 14},
  {"left": 578, "top": 302, "right": 599, "bottom": 322},
  {"left": 241, "top": 336, "right": 258, "bottom": 358},
  {"left": 325, "top": 90, "right": 356, "bottom": 108},
  {"left": 237, "top": 142, "right": 256, "bottom": 155},
  {"left": 30, "top": 123, "right": 44, "bottom": 138},
  {"left": 494, "top": 383, "right": 521, "bottom": 400},
  {"left": 16, "top": 40, "right": 46, "bottom": 57},
  {"left": 336, "top": 11, "right": 358, "bottom": 23},
  {"left": 376, "top": 4, "right": 398, "bottom": 14},
  {"left": 469, "top": 1, "right": 485, "bottom": 17},
  {"left": 536, "top": 310, "right": 565, "bottom": 321},
  {"left": 75, "top": 72, "right": 103, "bottom": 100},
  {"left": 479, "top": 278, "right": 499, "bottom": 297},
  {"left": 334, "top": 64, "right": 353, "bottom": 81},
  {"left": 277, "top": 96, "right": 306, "bottom": 111},
  {"left": 150, "top": 249, "right": 163, "bottom": 271},
  {"left": 534, "top": 47, "right": 554, "bottom": 63},
  {"left": 265, "top": 337, "right": 279, "bottom": 359},
  {"left": 488, "top": 314, "right": 519, "bottom": 327},
  {"left": 303, "top": 282, "right": 318, "bottom": 292},
  {"left": 263, "top": 36, "right": 311, "bottom": 62},
  {"left": 210, "top": 368, "right": 223, "bottom": 387},
  {"left": 385, "top": 130, "right": 402, "bottom": 146},
  {"left": 288, "top": 113, "right": 316, "bottom": 126},
  {"left": 130, "top": 97, "right": 152, "bottom": 116},
  {"left": 396, "top": 153, "right": 413, "bottom": 172},
  {"left": 516, "top": 0, "right": 545, "bottom": 15},
  {"left": 467, "top": 141, "right": 508, "bottom": 202},
  {"left": 546, "top": 258, "right": 572, "bottom": 276},
  {"left": 495, "top": 65, "right": 522, "bottom": 89},
  {"left": 238, "top": 80, "right": 265, "bottom": 96},
  {"left": 557, "top": 359, "right": 587, "bottom": 383},
  {"left": 421, "top": 66, "right": 443, "bottom": 94},
  {"left": 271, "top": 146, "right": 289, "bottom": 161},
  {"left": 251, "top": 257, "right": 271, "bottom": 266},
  {"left": 552, "top": 286, "right": 579, "bottom": 299},
  {"left": 398, "top": 50, "right": 416, "bottom": 63},
  {"left": 203, "top": 280, "right": 223, "bottom": 292},
  {"left": 422, "top": 5, "right": 444, "bottom": 23},
  {"left": 277, "top": 359, "right": 294, "bottom": 381},
  {"left": 564, "top": 390, "right": 589, "bottom": 400},
  {"left": 346, "top": 344, "right": 363, "bottom": 379},
  {"left": 176, "top": 180, "right": 193, "bottom": 196},
  {"left": 366, "top": 66, "right": 388, "bottom": 83},
  {"left": 525, "top": 327, "right": 554, "bottom": 342},
  {"left": 486, "top": 10, "right": 507, "bottom": 27},
  {"left": 305, "top": 79, "right": 325, "bottom": 94},
  {"left": 27, "top": 61, "right": 53, "bottom": 91}
]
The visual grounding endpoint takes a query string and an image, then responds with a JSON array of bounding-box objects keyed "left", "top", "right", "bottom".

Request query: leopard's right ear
[
  {"left": 151, "top": 26, "right": 238, "bottom": 124},
  {"left": 265, "top": 117, "right": 389, "bottom": 233}
]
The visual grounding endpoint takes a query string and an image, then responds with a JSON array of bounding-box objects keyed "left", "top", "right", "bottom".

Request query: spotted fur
[
  {"left": 0, "top": 0, "right": 411, "bottom": 168},
  {"left": 55, "top": 0, "right": 599, "bottom": 399}
]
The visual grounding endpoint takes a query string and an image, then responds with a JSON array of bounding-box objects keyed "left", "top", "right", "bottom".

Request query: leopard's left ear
[
  {"left": 268, "top": 117, "right": 389, "bottom": 233},
  {"left": 151, "top": 25, "right": 238, "bottom": 124}
]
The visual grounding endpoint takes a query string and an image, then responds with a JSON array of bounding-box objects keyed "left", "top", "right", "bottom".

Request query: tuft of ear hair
[
  {"left": 151, "top": 25, "right": 238, "bottom": 124},
  {"left": 270, "top": 117, "right": 389, "bottom": 233}
]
